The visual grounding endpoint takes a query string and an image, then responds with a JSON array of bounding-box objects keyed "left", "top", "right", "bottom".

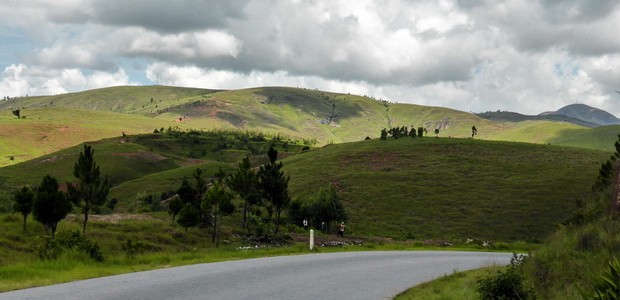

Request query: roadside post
[{"left": 309, "top": 229, "right": 314, "bottom": 250}]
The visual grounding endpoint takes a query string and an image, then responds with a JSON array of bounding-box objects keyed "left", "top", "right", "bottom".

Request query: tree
[
  {"left": 409, "top": 126, "right": 417, "bottom": 138},
  {"left": 67, "top": 145, "right": 110, "bottom": 235},
  {"left": 380, "top": 128, "right": 388, "bottom": 140},
  {"left": 33, "top": 175, "right": 72, "bottom": 237},
  {"left": 258, "top": 146, "right": 291, "bottom": 235},
  {"left": 12, "top": 109, "right": 20, "bottom": 118},
  {"left": 177, "top": 203, "right": 200, "bottom": 232},
  {"left": 310, "top": 185, "right": 348, "bottom": 232},
  {"left": 202, "top": 182, "right": 235, "bottom": 246},
  {"left": 13, "top": 186, "right": 34, "bottom": 231},
  {"left": 472, "top": 126, "right": 478, "bottom": 138},
  {"left": 176, "top": 168, "right": 210, "bottom": 227},
  {"left": 227, "top": 156, "right": 260, "bottom": 232},
  {"left": 434, "top": 128, "right": 440, "bottom": 137},
  {"left": 417, "top": 127, "right": 424, "bottom": 137},
  {"left": 168, "top": 196, "right": 183, "bottom": 222}
]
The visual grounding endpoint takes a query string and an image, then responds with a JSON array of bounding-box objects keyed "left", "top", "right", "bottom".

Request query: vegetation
[
  {"left": 2, "top": 86, "right": 618, "bottom": 170},
  {"left": 32, "top": 175, "right": 72, "bottom": 237},
  {"left": 13, "top": 186, "right": 34, "bottom": 232},
  {"left": 67, "top": 144, "right": 110, "bottom": 235},
  {"left": 2, "top": 85, "right": 620, "bottom": 295}
]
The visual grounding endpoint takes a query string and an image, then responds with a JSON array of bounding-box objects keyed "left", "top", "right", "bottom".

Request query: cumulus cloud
[
  {"left": 0, "top": 64, "right": 136, "bottom": 97},
  {"left": 1, "top": 0, "right": 620, "bottom": 115}
]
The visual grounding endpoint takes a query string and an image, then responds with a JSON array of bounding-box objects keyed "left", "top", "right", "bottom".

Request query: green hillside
[
  {"left": 0, "top": 131, "right": 609, "bottom": 241},
  {"left": 1, "top": 85, "right": 618, "bottom": 169},
  {"left": 282, "top": 138, "right": 610, "bottom": 241}
]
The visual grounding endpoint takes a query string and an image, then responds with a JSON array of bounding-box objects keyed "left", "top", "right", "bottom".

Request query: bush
[
  {"left": 120, "top": 238, "right": 147, "bottom": 259},
  {"left": 580, "top": 258, "right": 620, "bottom": 299},
  {"left": 36, "top": 230, "right": 104, "bottom": 262},
  {"left": 476, "top": 253, "right": 533, "bottom": 299}
]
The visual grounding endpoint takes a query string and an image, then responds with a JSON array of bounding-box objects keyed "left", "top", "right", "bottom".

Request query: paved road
[{"left": 0, "top": 251, "right": 512, "bottom": 300}]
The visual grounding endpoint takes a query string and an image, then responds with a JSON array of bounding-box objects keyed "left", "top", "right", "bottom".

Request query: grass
[
  {"left": 0, "top": 211, "right": 532, "bottom": 292},
  {"left": 2, "top": 85, "right": 616, "bottom": 171},
  {"left": 283, "top": 137, "right": 610, "bottom": 241},
  {"left": 394, "top": 266, "right": 503, "bottom": 300}
]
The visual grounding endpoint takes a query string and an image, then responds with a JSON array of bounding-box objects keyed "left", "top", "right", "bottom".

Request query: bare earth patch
[{"left": 66, "top": 214, "right": 158, "bottom": 224}]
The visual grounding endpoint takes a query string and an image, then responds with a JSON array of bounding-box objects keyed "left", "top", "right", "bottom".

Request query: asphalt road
[{"left": 0, "top": 251, "right": 513, "bottom": 300}]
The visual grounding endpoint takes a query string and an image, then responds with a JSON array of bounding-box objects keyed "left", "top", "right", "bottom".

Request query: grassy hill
[
  {"left": 282, "top": 138, "right": 610, "bottom": 241},
  {"left": 3, "top": 85, "right": 616, "bottom": 169},
  {"left": 0, "top": 131, "right": 609, "bottom": 241}
]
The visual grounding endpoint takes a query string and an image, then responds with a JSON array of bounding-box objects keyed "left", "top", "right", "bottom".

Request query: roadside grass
[
  {"left": 394, "top": 266, "right": 503, "bottom": 300},
  {"left": 0, "top": 211, "right": 534, "bottom": 292}
]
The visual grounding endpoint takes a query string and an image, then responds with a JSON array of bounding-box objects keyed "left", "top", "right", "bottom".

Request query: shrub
[
  {"left": 36, "top": 230, "right": 104, "bottom": 262},
  {"left": 476, "top": 253, "right": 533, "bottom": 299},
  {"left": 580, "top": 258, "right": 620, "bottom": 299},
  {"left": 120, "top": 238, "right": 147, "bottom": 259}
]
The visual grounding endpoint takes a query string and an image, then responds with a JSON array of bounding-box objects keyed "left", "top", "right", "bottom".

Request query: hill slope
[
  {"left": 0, "top": 133, "right": 609, "bottom": 241},
  {"left": 283, "top": 138, "right": 609, "bottom": 240},
  {"left": 1, "top": 85, "right": 617, "bottom": 169},
  {"left": 543, "top": 103, "right": 620, "bottom": 126}
]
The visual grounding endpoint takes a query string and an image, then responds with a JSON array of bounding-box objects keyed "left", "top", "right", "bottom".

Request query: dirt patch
[
  {"left": 112, "top": 152, "right": 168, "bottom": 162},
  {"left": 66, "top": 214, "right": 158, "bottom": 224},
  {"left": 179, "top": 158, "right": 207, "bottom": 167}
]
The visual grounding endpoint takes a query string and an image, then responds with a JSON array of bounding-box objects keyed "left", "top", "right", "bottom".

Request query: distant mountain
[
  {"left": 541, "top": 103, "right": 620, "bottom": 126},
  {"left": 476, "top": 111, "right": 599, "bottom": 128},
  {"left": 478, "top": 103, "right": 619, "bottom": 127}
]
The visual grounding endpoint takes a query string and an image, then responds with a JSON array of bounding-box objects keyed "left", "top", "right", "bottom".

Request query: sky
[{"left": 1, "top": 0, "right": 619, "bottom": 115}]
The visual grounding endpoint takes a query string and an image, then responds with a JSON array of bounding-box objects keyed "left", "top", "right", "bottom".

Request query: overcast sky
[{"left": 1, "top": 0, "right": 619, "bottom": 115}]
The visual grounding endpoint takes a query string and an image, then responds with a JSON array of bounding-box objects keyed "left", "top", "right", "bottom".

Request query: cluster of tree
[
  {"left": 169, "top": 145, "right": 292, "bottom": 245},
  {"left": 380, "top": 126, "right": 426, "bottom": 140},
  {"left": 288, "top": 185, "right": 348, "bottom": 232},
  {"left": 12, "top": 145, "right": 111, "bottom": 237}
]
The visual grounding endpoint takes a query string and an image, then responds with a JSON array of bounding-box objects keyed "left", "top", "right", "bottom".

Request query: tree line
[
  {"left": 13, "top": 141, "right": 348, "bottom": 259},
  {"left": 169, "top": 145, "right": 347, "bottom": 245}
]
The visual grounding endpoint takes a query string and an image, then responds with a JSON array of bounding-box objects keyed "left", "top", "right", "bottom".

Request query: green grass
[
  {"left": 283, "top": 137, "right": 610, "bottom": 241},
  {"left": 3, "top": 85, "right": 615, "bottom": 170},
  {"left": 0, "top": 211, "right": 532, "bottom": 292},
  {"left": 394, "top": 266, "right": 503, "bottom": 300}
]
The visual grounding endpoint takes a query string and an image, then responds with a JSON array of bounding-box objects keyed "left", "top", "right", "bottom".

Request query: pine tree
[
  {"left": 33, "top": 175, "right": 72, "bottom": 237},
  {"left": 13, "top": 186, "right": 34, "bottom": 232},
  {"left": 258, "top": 146, "right": 290, "bottom": 235},
  {"left": 67, "top": 145, "right": 110, "bottom": 235}
]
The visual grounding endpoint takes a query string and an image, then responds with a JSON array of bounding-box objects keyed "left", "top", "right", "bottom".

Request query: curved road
[{"left": 0, "top": 251, "right": 512, "bottom": 300}]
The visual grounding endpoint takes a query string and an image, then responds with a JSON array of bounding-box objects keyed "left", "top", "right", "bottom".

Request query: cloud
[
  {"left": 1, "top": 0, "right": 619, "bottom": 116},
  {"left": 0, "top": 64, "right": 137, "bottom": 97}
]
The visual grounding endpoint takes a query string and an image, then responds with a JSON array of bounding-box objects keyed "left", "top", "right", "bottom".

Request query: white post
[{"left": 309, "top": 229, "right": 314, "bottom": 250}]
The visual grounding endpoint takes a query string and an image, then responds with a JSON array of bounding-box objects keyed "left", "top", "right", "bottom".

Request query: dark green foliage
[
  {"left": 227, "top": 156, "right": 260, "bottom": 231},
  {"left": 168, "top": 196, "right": 183, "bottom": 222},
  {"left": 33, "top": 175, "right": 72, "bottom": 237},
  {"left": 258, "top": 146, "right": 290, "bottom": 235},
  {"left": 12, "top": 109, "right": 20, "bottom": 118},
  {"left": 380, "top": 128, "right": 388, "bottom": 140},
  {"left": 580, "top": 258, "right": 620, "bottom": 299},
  {"left": 13, "top": 186, "right": 34, "bottom": 231},
  {"left": 409, "top": 127, "right": 416, "bottom": 138},
  {"left": 67, "top": 144, "right": 110, "bottom": 235},
  {"left": 310, "top": 185, "right": 347, "bottom": 232},
  {"left": 120, "top": 238, "right": 147, "bottom": 259},
  {"left": 476, "top": 254, "right": 532, "bottom": 300},
  {"left": 417, "top": 127, "right": 424, "bottom": 137},
  {"left": 176, "top": 168, "right": 210, "bottom": 228},
  {"left": 36, "top": 230, "right": 104, "bottom": 261},
  {"left": 203, "top": 182, "right": 235, "bottom": 246},
  {"left": 177, "top": 203, "right": 200, "bottom": 231}
]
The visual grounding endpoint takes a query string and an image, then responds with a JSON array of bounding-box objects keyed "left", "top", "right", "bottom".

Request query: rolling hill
[
  {"left": 0, "top": 130, "right": 610, "bottom": 241},
  {"left": 2, "top": 85, "right": 619, "bottom": 169}
]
